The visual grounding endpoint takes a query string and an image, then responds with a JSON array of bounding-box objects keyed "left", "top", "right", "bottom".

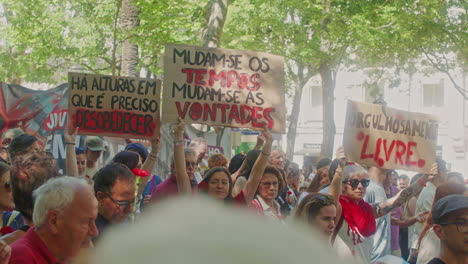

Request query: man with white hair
[{"left": 9, "top": 176, "right": 99, "bottom": 263}]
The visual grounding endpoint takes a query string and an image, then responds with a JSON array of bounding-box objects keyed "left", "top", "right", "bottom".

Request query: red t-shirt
[
  {"left": 233, "top": 191, "right": 246, "bottom": 206},
  {"left": 10, "top": 228, "right": 64, "bottom": 264}
]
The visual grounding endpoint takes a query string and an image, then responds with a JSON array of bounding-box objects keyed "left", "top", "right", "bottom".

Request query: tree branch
[{"left": 422, "top": 50, "right": 468, "bottom": 100}]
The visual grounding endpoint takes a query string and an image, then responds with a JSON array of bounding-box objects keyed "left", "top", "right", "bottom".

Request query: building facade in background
[{"left": 289, "top": 66, "right": 467, "bottom": 177}]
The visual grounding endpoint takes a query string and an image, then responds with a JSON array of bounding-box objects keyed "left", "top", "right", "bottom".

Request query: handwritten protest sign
[
  {"left": 343, "top": 100, "right": 439, "bottom": 173},
  {"left": 162, "top": 44, "right": 286, "bottom": 133},
  {"left": 68, "top": 73, "right": 161, "bottom": 139}
]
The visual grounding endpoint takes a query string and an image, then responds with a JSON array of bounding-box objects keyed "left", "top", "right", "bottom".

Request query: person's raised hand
[
  {"left": 426, "top": 162, "right": 439, "bottom": 183},
  {"left": 255, "top": 133, "right": 265, "bottom": 147},
  {"left": 174, "top": 117, "right": 185, "bottom": 135},
  {"left": 335, "top": 146, "right": 346, "bottom": 161},
  {"left": 261, "top": 128, "right": 273, "bottom": 144},
  {"left": 65, "top": 124, "right": 78, "bottom": 144}
]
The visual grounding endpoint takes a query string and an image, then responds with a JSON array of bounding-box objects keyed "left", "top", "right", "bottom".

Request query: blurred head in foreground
[{"left": 90, "top": 197, "right": 350, "bottom": 264}]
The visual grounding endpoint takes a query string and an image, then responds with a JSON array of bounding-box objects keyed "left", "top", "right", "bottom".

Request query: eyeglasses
[
  {"left": 104, "top": 193, "right": 134, "bottom": 210},
  {"left": 343, "top": 179, "right": 370, "bottom": 188},
  {"left": 185, "top": 161, "right": 197, "bottom": 168},
  {"left": 439, "top": 222, "right": 468, "bottom": 233},
  {"left": 260, "top": 181, "right": 279, "bottom": 188}
]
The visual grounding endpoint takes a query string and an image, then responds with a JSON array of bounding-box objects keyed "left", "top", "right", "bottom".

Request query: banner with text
[
  {"left": 343, "top": 100, "right": 439, "bottom": 173},
  {"left": 68, "top": 73, "right": 161, "bottom": 139},
  {"left": 162, "top": 44, "right": 286, "bottom": 133}
]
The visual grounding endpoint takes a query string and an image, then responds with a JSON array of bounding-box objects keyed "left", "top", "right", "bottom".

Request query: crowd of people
[{"left": 0, "top": 120, "right": 466, "bottom": 264}]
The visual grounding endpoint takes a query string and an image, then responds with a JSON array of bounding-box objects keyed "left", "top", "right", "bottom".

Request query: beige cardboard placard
[
  {"left": 162, "top": 44, "right": 286, "bottom": 133},
  {"left": 343, "top": 100, "right": 439, "bottom": 173},
  {"left": 68, "top": 73, "right": 161, "bottom": 139}
]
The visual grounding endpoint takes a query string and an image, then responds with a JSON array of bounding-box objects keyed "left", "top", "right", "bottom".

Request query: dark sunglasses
[{"left": 343, "top": 179, "right": 370, "bottom": 188}]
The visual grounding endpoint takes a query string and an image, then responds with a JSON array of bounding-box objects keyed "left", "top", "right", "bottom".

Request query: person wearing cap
[
  {"left": 84, "top": 136, "right": 107, "bottom": 179},
  {"left": 429, "top": 194, "right": 468, "bottom": 264}
]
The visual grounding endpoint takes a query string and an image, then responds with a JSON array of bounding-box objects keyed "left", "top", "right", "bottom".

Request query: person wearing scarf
[{"left": 328, "top": 147, "right": 439, "bottom": 264}]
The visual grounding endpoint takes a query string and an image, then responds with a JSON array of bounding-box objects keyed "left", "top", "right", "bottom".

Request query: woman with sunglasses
[
  {"left": 293, "top": 193, "right": 336, "bottom": 237},
  {"left": 329, "top": 148, "right": 440, "bottom": 264},
  {"left": 174, "top": 119, "right": 271, "bottom": 206}
]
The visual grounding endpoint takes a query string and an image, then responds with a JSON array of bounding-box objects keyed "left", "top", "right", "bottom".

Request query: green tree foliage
[
  {"left": 0, "top": 0, "right": 208, "bottom": 83},
  {"left": 222, "top": 0, "right": 466, "bottom": 157}
]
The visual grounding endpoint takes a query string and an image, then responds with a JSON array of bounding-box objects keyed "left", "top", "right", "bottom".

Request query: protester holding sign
[
  {"left": 328, "top": 147, "right": 441, "bottom": 264},
  {"left": 174, "top": 118, "right": 270, "bottom": 206}
]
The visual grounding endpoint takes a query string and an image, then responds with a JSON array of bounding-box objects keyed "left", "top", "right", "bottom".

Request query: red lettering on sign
[
  {"left": 360, "top": 135, "right": 374, "bottom": 159},
  {"left": 175, "top": 102, "right": 190, "bottom": 118},
  {"left": 357, "top": 133, "right": 426, "bottom": 169},
  {"left": 176, "top": 102, "right": 275, "bottom": 130}
]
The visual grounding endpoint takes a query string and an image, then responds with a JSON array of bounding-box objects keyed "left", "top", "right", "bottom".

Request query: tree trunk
[
  {"left": 120, "top": 0, "right": 139, "bottom": 77},
  {"left": 286, "top": 64, "right": 311, "bottom": 161},
  {"left": 202, "top": 0, "right": 229, "bottom": 146},
  {"left": 319, "top": 64, "right": 336, "bottom": 158},
  {"left": 202, "top": 0, "right": 229, "bottom": 48}
]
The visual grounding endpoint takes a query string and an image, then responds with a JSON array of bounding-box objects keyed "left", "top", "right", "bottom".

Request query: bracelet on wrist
[
  {"left": 174, "top": 140, "right": 184, "bottom": 146},
  {"left": 261, "top": 151, "right": 271, "bottom": 156},
  {"left": 65, "top": 142, "right": 75, "bottom": 145},
  {"left": 149, "top": 154, "right": 158, "bottom": 159}
]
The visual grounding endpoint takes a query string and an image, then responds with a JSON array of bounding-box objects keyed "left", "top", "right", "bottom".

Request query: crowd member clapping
[{"left": 9, "top": 176, "right": 98, "bottom": 263}]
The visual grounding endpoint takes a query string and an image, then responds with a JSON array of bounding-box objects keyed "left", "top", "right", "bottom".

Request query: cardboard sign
[
  {"left": 68, "top": 73, "right": 161, "bottom": 139},
  {"left": 162, "top": 44, "right": 286, "bottom": 133},
  {"left": 343, "top": 100, "right": 439, "bottom": 173}
]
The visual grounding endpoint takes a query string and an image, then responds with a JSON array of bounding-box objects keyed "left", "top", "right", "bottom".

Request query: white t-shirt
[
  {"left": 416, "top": 227, "right": 439, "bottom": 264},
  {"left": 334, "top": 219, "right": 373, "bottom": 264}
]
